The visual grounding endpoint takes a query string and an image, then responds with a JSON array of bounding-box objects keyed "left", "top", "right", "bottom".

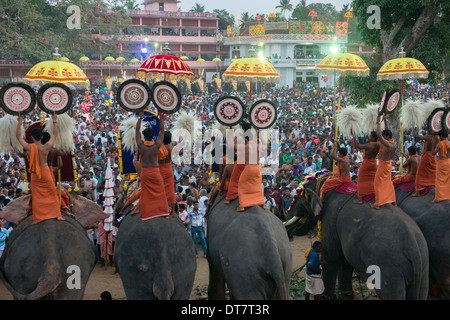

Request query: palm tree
[
  {"left": 124, "top": 0, "right": 141, "bottom": 10},
  {"left": 276, "top": 0, "right": 293, "bottom": 19},
  {"left": 190, "top": 2, "right": 205, "bottom": 13}
]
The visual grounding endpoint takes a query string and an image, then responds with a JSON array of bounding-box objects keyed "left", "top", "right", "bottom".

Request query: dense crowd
[{"left": 0, "top": 79, "right": 448, "bottom": 261}]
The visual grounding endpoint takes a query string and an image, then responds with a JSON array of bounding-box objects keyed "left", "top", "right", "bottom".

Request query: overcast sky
[{"left": 139, "top": 0, "right": 350, "bottom": 18}]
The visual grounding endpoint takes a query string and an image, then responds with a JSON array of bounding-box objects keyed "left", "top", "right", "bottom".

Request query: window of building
[
  {"left": 162, "top": 28, "right": 179, "bottom": 36},
  {"left": 159, "top": 3, "right": 164, "bottom": 11}
]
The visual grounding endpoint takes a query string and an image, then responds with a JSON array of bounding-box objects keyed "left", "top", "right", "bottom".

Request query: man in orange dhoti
[
  {"left": 371, "top": 116, "right": 396, "bottom": 209},
  {"left": 16, "top": 114, "right": 63, "bottom": 224},
  {"left": 135, "top": 111, "right": 169, "bottom": 221},
  {"left": 412, "top": 129, "right": 437, "bottom": 196},
  {"left": 320, "top": 141, "right": 351, "bottom": 201},
  {"left": 224, "top": 137, "right": 245, "bottom": 205},
  {"left": 159, "top": 131, "right": 176, "bottom": 214},
  {"left": 353, "top": 131, "right": 380, "bottom": 204},
  {"left": 237, "top": 126, "right": 264, "bottom": 212},
  {"left": 432, "top": 129, "right": 450, "bottom": 203},
  {"left": 392, "top": 146, "right": 420, "bottom": 188}
]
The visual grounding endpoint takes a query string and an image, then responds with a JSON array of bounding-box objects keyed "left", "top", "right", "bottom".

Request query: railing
[
  {"left": 223, "top": 58, "right": 322, "bottom": 68},
  {"left": 127, "top": 10, "right": 217, "bottom": 19}
]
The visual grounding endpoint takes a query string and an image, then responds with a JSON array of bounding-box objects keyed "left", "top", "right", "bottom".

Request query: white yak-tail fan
[
  {"left": 173, "top": 110, "right": 197, "bottom": 143},
  {"left": 337, "top": 105, "right": 362, "bottom": 139},
  {"left": 401, "top": 100, "right": 425, "bottom": 130},
  {"left": 44, "top": 114, "right": 75, "bottom": 154},
  {"left": 361, "top": 104, "right": 384, "bottom": 135},
  {"left": 120, "top": 115, "right": 149, "bottom": 154},
  {"left": 0, "top": 115, "right": 25, "bottom": 154}
]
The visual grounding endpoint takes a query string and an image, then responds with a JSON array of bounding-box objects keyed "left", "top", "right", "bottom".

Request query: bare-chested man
[
  {"left": 16, "top": 114, "right": 64, "bottom": 224},
  {"left": 371, "top": 115, "right": 396, "bottom": 209},
  {"left": 392, "top": 146, "right": 420, "bottom": 188}
]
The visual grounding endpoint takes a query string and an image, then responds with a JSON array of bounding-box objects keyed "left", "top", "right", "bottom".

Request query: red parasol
[{"left": 136, "top": 54, "right": 195, "bottom": 82}]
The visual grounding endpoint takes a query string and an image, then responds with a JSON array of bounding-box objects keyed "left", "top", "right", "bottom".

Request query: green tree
[
  {"left": 190, "top": 2, "right": 205, "bottom": 13},
  {"left": 276, "top": 0, "right": 293, "bottom": 19},
  {"left": 213, "top": 9, "right": 235, "bottom": 30}
]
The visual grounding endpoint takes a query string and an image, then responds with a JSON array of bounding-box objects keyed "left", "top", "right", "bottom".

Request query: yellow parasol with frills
[
  {"left": 377, "top": 48, "right": 429, "bottom": 172},
  {"left": 315, "top": 51, "right": 370, "bottom": 173},
  {"left": 223, "top": 53, "right": 280, "bottom": 102}
]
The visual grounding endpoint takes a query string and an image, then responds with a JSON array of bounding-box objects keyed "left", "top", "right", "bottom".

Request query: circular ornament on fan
[
  {"left": 151, "top": 81, "right": 181, "bottom": 114},
  {"left": 386, "top": 91, "right": 401, "bottom": 113},
  {"left": 0, "top": 82, "right": 36, "bottom": 115},
  {"left": 428, "top": 108, "right": 445, "bottom": 135},
  {"left": 249, "top": 99, "right": 277, "bottom": 129},
  {"left": 116, "top": 79, "right": 152, "bottom": 112},
  {"left": 214, "top": 96, "right": 245, "bottom": 127},
  {"left": 443, "top": 109, "right": 450, "bottom": 132},
  {"left": 37, "top": 83, "right": 73, "bottom": 114},
  {"left": 378, "top": 91, "right": 387, "bottom": 115}
]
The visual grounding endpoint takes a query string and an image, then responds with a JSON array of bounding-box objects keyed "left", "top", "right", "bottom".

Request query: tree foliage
[{"left": 213, "top": 9, "right": 235, "bottom": 30}]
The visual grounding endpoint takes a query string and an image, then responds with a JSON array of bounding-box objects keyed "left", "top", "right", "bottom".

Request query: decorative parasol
[
  {"left": 60, "top": 57, "right": 70, "bottom": 61},
  {"left": 136, "top": 54, "right": 195, "bottom": 82},
  {"left": 315, "top": 51, "right": 370, "bottom": 173},
  {"left": 102, "top": 157, "right": 115, "bottom": 267},
  {"left": 130, "top": 58, "right": 140, "bottom": 62},
  {"left": 377, "top": 48, "right": 429, "bottom": 172},
  {"left": 223, "top": 48, "right": 280, "bottom": 102},
  {"left": 104, "top": 56, "right": 115, "bottom": 61},
  {"left": 24, "top": 48, "right": 90, "bottom": 90},
  {"left": 180, "top": 56, "right": 189, "bottom": 60},
  {"left": 79, "top": 56, "right": 90, "bottom": 61}
]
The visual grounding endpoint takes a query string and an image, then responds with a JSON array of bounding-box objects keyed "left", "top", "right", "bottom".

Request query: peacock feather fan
[
  {"left": 0, "top": 115, "right": 25, "bottom": 154},
  {"left": 400, "top": 100, "right": 425, "bottom": 130},
  {"left": 44, "top": 114, "right": 75, "bottom": 154},
  {"left": 337, "top": 105, "right": 362, "bottom": 139},
  {"left": 119, "top": 115, "right": 149, "bottom": 154},
  {"left": 422, "top": 99, "right": 445, "bottom": 128}
]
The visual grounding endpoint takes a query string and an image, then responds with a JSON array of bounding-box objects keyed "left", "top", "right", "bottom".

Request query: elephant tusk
[{"left": 284, "top": 216, "right": 299, "bottom": 227}]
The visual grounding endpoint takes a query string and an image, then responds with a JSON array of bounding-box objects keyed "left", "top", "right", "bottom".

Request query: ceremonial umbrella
[
  {"left": 136, "top": 54, "right": 195, "bottom": 82},
  {"left": 315, "top": 51, "right": 370, "bottom": 173},
  {"left": 24, "top": 50, "right": 90, "bottom": 90},
  {"left": 222, "top": 54, "right": 280, "bottom": 103},
  {"left": 102, "top": 157, "right": 115, "bottom": 267},
  {"left": 377, "top": 48, "right": 429, "bottom": 172},
  {"left": 180, "top": 56, "right": 189, "bottom": 60}
]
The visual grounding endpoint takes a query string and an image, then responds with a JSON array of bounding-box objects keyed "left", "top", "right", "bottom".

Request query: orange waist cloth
[
  {"left": 357, "top": 158, "right": 378, "bottom": 197},
  {"left": 439, "top": 140, "right": 449, "bottom": 158},
  {"left": 238, "top": 165, "right": 264, "bottom": 208},
  {"left": 320, "top": 174, "right": 352, "bottom": 200},
  {"left": 30, "top": 166, "right": 61, "bottom": 223},
  {"left": 27, "top": 143, "right": 41, "bottom": 179},
  {"left": 415, "top": 151, "right": 437, "bottom": 191},
  {"left": 392, "top": 173, "right": 416, "bottom": 188},
  {"left": 140, "top": 167, "right": 169, "bottom": 220},
  {"left": 226, "top": 163, "right": 245, "bottom": 201},
  {"left": 125, "top": 190, "right": 142, "bottom": 209},
  {"left": 374, "top": 160, "right": 396, "bottom": 206},
  {"left": 435, "top": 158, "right": 450, "bottom": 202},
  {"left": 159, "top": 162, "right": 176, "bottom": 203}
]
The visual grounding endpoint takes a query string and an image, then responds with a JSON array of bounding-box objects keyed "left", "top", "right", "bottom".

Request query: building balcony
[
  {"left": 223, "top": 58, "right": 322, "bottom": 68},
  {"left": 126, "top": 9, "right": 218, "bottom": 19}
]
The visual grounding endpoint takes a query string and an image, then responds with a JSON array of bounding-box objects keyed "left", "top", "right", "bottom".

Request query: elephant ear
[
  {"left": 71, "top": 194, "right": 110, "bottom": 229},
  {"left": 0, "top": 195, "right": 30, "bottom": 225},
  {"left": 305, "top": 187, "right": 322, "bottom": 217}
]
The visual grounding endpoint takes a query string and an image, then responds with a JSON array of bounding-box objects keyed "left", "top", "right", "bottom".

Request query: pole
[
  {"left": 332, "top": 73, "right": 343, "bottom": 174},
  {"left": 250, "top": 79, "right": 253, "bottom": 103},
  {"left": 400, "top": 76, "right": 404, "bottom": 173}
]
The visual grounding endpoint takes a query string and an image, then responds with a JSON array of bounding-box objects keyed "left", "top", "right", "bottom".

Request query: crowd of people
[{"left": 0, "top": 78, "right": 448, "bottom": 264}]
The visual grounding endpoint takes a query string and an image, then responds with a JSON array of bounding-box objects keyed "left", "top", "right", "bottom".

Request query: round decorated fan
[
  {"left": 428, "top": 108, "right": 445, "bottom": 135},
  {"left": 378, "top": 91, "right": 387, "bottom": 116},
  {"left": 214, "top": 96, "right": 245, "bottom": 127},
  {"left": 386, "top": 91, "right": 401, "bottom": 113},
  {"left": 37, "top": 83, "right": 73, "bottom": 114},
  {"left": 116, "top": 79, "right": 152, "bottom": 112},
  {"left": 443, "top": 109, "right": 450, "bottom": 132},
  {"left": 0, "top": 82, "right": 36, "bottom": 115},
  {"left": 151, "top": 81, "right": 181, "bottom": 114},
  {"left": 249, "top": 99, "right": 277, "bottom": 129}
]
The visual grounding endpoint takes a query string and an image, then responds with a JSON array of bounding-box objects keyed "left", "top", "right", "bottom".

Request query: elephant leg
[
  {"left": 207, "top": 257, "right": 226, "bottom": 300},
  {"left": 322, "top": 260, "right": 339, "bottom": 298},
  {"left": 337, "top": 259, "right": 354, "bottom": 299}
]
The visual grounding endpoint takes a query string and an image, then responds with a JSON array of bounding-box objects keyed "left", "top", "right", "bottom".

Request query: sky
[{"left": 138, "top": 0, "right": 350, "bottom": 18}]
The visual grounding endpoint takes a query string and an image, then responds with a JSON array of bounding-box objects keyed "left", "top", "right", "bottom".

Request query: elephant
[
  {"left": 206, "top": 194, "right": 292, "bottom": 300},
  {"left": 113, "top": 193, "right": 197, "bottom": 300},
  {"left": 395, "top": 187, "right": 450, "bottom": 299},
  {"left": 0, "top": 193, "right": 108, "bottom": 300},
  {"left": 286, "top": 175, "right": 429, "bottom": 300}
]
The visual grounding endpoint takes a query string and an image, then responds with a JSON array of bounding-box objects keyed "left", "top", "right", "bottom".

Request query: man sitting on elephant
[
  {"left": 135, "top": 110, "right": 170, "bottom": 221},
  {"left": 371, "top": 116, "right": 396, "bottom": 209},
  {"left": 393, "top": 146, "right": 420, "bottom": 188},
  {"left": 16, "top": 114, "right": 64, "bottom": 224},
  {"left": 236, "top": 123, "right": 265, "bottom": 212},
  {"left": 319, "top": 141, "right": 351, "bottom": 202}
]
